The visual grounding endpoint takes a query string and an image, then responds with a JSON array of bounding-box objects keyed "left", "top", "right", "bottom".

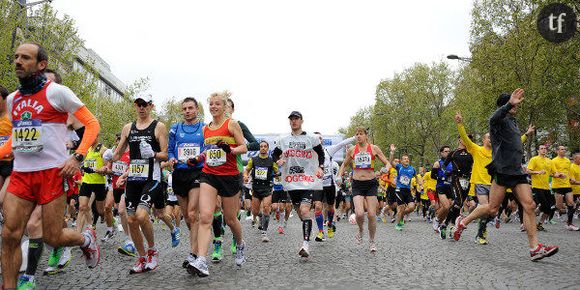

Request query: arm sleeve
[
  {"left": 73, "top": 106, "right": 100, "bottom": 156},
  {"left": 313, "top": 144, "right": 325, "bottom": 166},
  {"left": 239, "top": 121, "right": 259, "bottom": 151},
  {"left": 489, "top": 103, "right": 513, "bottom": 125},
  {"left": 457, "top": 123, "right": 477, "bottom": 153},
  {"left": 168, "top": 124, "right": 177, "bottom": 160},
  {"left": 327, "top": 136, "right": 356, "bottom": 157},
  {"left": 272, "top": 147, "right": 283, "bottom": 162}
]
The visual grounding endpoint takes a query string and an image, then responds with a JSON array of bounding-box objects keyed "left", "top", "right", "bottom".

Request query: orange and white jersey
[{"left": 7, "top": 81, "right": 84, "bottom": 172}]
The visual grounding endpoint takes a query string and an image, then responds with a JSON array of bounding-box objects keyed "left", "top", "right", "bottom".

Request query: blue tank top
[
  {"left": 396, "top": 164, "right": 416, "bottom": 189},
  {"left": 168, "top": 121, "right": 205, "bottom": 170},
  {"left": 436, "top": 159, "right": 453, "bottom": 188}
]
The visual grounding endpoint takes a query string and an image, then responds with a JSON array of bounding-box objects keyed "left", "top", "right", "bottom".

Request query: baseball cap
[
  {"left": 288, "top": 111, "right": 303, "bottom": 119},
  {"left": 134, "top": 94, "right": 153, "bottom": 103}
]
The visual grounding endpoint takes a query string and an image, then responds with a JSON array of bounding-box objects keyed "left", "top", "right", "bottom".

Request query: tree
[{"left": 457, "top": 0, "right": 580, "bottom": 154}]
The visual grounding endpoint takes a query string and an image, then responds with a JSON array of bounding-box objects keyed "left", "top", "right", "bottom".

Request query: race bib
[
  {"left": 354, "top": 152, "right": 371, "bottom": 169},
  {"left": 12, "top": 120, "right": 42, "bottom": 153},
  {"left": 459, "top": 178, "right": 469, "bottom": 190},
  {"left": 84, "top": 159, "right": 97, "bottom": 171},
  {"left": 177, "top": 143, "right": 200, "bottom": 162},
  {"left": 0, "top": 136, "right": 8, "bottom": 147},
  {"left": 128, "top": 159, "right": 149, "bottom": 181},
  {"left": 206, "top": 148, "right": 226, "bottom": 167},
  {"left": 112, "top": 161, "right": 127, "bottom": 176},
  {"left": 400, "top": 176, "right": 411, "bottom": 186},
  {"left": 255, "top": 166, "right": 268, "bottom": 180}
]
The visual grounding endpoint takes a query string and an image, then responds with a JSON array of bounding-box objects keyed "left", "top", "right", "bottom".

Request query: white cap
[{"left": 134, "top": 94, "right": 153, "bottom": 103}]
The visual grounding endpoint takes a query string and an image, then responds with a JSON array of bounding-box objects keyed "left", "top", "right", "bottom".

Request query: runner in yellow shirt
[
  {"left": 526, "top": 144, "right": 553, "bottom": 231},
  {"left": 551, "top": 146, "right": 578, "bottom": 231},
  {"left": 570, "top": 153, "right": 580, "bottom": 220}
]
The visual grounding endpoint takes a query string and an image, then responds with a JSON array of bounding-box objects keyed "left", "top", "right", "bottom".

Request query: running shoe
[
  {"left": 251, "top": 219, "right": 256, "bottom": 227},
  {"left": 43, "top": 265, "right": 60, "bottom": 276},
  {"left": 453, "top": 216, "right": 466, "bottom": 241},
  {"left": 129, "top": 257, "right": 147, "bottom": 274},
  {"left": 190, "top": 256, "right": 209, "bottom": 277},
  {"left": 380, "top": 215, "right": 387, "bottom": 224},
  {"left": 235, "top": 241, "right": 246, "bottom": 266},
  {"left": 327, "top": 225, "right": 335, "bottom": 238},
  {"left": 17, "top": 274, "right": 35, "bottom": 290},
  {"left": 520, "top": 224, "right": 526, "bottom": 232},
  {"left": 482, "top": 229, "right": 489, "bottom": 239},
  {"left": 566, "top": 224, "right": 580, "bottom": 231},
  {"left": 369, "top": 241, "right": 377, "bottom": 253},
  {"left": 395, "top": 222, "right": 402, "bottom": 231},
  {"left": 48, "top": 247, "right": 64, "bottom": 268},
  {"left": 536, "top": 223, "right": 546, "bottom": 231},
  {"left": 432, "top": 218, "right": 440, "bottom": 233},
  {"left": 548, "top": 219, "right": 557, "bottom": 225},
  {"left": 145, "top": 249, "right": 159, "bottom": 271},
  {"left": 439, "top": 225, "right": 446, "bottom": 240},
  {"left": 261, "top": 233, "right": 270, "bottom": 243},
  {"left": 101, "top": 229, "right": 115, "bottom": 243},
  {"left": 211, "top": 240, "right": 223, "bottom": 263},
  {"left": 298, "top": 244, "right": 310, "bottom": 258},
  {"left": 183, "top": 253, "right": 196, "bottom": 269},
  {"left": 231, "top": 238, "right": 237, "bottom": 255},
  {"left": 494, "top": 217, "right": 501, "bottom": 229},
  {"left": 315, "top": 231, "right": 325, "bottom": 242},
  {"left": 80, "top": 228, "right": 100, "bottom": 268},
  {"left": 277, "top": 225, "right": 284, "bottom": 235},
  {"left": 530, "top": 244, "right": 559, "bottom": 261},
  {"left": 475, "top": 236, "right": 488, "bottom": 245},
  {"left": 57, "top": 247, "right": 72, "bottom": 269},
  {"left": 171, "top": 227, "right": 181, "bottom": 247},
  {"left": 118, "top": 241, "right": 137, "bottom": 257},
  {"left": 448, "top": 225, "right": 455, "bottom": 239}
]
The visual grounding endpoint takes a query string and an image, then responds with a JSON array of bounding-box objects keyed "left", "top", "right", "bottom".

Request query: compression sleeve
[
  {"left": 313, "top": 144, "right": 325, "bottom": 166},
  {"left": 239, "top": 121, "right": 260, "bottom": 151},
  {"left": 73, "top": 106, "right": 100, "bottom": 156},
  {"left": 0, "top": 137, "right": 12, "bottom": 158},
  {"left": 272, "top": 147, "right": 283, "bottom": 162}
]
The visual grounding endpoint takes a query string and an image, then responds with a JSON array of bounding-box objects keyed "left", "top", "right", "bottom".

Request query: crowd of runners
[{"left": 0, "top": 43, "right": 577, "bottom": 289}]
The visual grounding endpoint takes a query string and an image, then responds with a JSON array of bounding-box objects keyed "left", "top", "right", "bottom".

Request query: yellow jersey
[
  {"left": 82, "top": 145, "right": 106, "bottom": 184},
  {"left": 527, "top": 156, "right": 551, "bottom": 190},
  {"left": 551, "top": 156, "right": 571, "bottom": 189},
  {"left": 458, "top": 124, "right": 491, "bottom": 185},
  {"left": 570, "top": 163, "right": 580, "bottom": 195},
  {"left": 423, "top": 172, "right": 436, "bottom": 192}
]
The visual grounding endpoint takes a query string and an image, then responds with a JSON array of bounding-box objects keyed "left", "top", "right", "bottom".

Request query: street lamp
[{"left": 446, "top": 54, "right": 472, "bottom": 62}]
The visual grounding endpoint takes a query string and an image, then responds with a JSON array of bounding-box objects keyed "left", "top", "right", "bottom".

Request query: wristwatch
[{"left": 73, "top": 153, "right": 85, "bottom": 162}]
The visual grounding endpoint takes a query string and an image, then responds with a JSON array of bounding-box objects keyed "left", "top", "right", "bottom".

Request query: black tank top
[{"left": 128, "top": 120, "right": 161, "bottom": 180}]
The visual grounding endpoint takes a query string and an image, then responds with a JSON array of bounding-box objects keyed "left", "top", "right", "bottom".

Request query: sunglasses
[{"left": 135, "top": 101, "right": 149, "bottom": 108}]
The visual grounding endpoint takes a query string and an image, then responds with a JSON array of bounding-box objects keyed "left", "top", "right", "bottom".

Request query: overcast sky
[{"left": 51, "top": 0, "right": 472, "bottom": 135}]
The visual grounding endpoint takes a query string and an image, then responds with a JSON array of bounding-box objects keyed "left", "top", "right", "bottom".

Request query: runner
[
  {"left": 166, "top": 97, "right": 204, "bottom": 269},
  {"left": 550, "top": 146, "right": 578, "bottom": 231},
  {"left": 77, "top": 135, "right": 108, "bottom": 233},
  {"left": 313, "top": 132, "right": 354, "bottom": 240},
  {"left": 431, "top": 146, "right": 454, "bottom": 239},
  {"left": 271, "top": 170, "right": 291, "bottom": 234},
  {"left": 113, "top": 94, "right": 168, "bottom": 273},
  {"left": 338, "top": 127, "right": 391, "bottom": 252},
  {"left": 388, "top": 144, "right": 422, "bottom": 231},
  {"left": 443, "top": 134, "right": 474, "bottom": 236},
  {"left": 526, "top": 144, "right": 555, "bottom": 231},
  {"left": 272, "top": 111, "right": 325, "bottom": 258},
  {"left": 0, "top": 43, "right": 100, "bottom": 289},
  {"left": 106, "top": 136, "right": 137, "bottom": 257},
  {"left": 451, "top": 111, "right": 493, "bottom": 244},
  {"left": 454, "top": 89, "right": 558, "bottom": 261},
  {"left": 244, "top": 140, "right": 278, "bottom": 242},
  {"left": 570, "top": 153, "right": 580, "bottom": 220},
  {"left": 189, "top": 92, "right": 247, "bottom": 277},
  {"left": 422, "top": 166, "right": 438, "bottom": 223}
]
